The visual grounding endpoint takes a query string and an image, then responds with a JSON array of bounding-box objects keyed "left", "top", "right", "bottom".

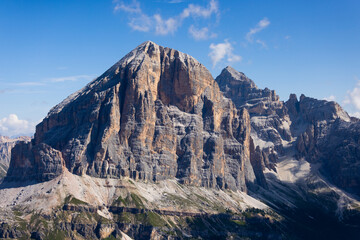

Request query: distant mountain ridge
[{"left": 215, "top": 66, "right": 359, "bottom": 196}]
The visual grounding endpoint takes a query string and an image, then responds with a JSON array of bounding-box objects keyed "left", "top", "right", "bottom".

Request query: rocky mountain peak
[
  {"left": 6, "top": 41, "right": 258, "bottom": 192},
  {"left": 220, "top": 66, "right": 256, "bottom": 86},
  {"left": 215, "top": 67, "right": 282, "bottom": 116},
  {"left": 286, "top": 93, "right": 351, "bottom": 122},
  {"left": 47, "top": 41, "right": 207, "bottom": 117}
]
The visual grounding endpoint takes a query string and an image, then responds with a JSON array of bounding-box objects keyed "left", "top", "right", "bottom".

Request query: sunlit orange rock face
[{"left": 6, "top": 41, "right": 258, "bottom": 191}]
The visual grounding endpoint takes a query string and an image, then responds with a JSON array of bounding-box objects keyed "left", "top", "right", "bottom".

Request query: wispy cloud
[
  {"left": 48, "top": 75, "right": 95, "bottom": 83},
  {"left": 7, "top": 75, "right": 94, "bottom": 88},
  {"left": 180, "top": 0, "right": 218, "bottom": 19},
  {"left": 167, "top": 0, "right": 185, "bottom": 3},
  {"left": 188, "top": 25, "right": 216, "bottom": 40},
  {"left": 114, "top": 0, "right": 141, "bottom": 13},
  {"left": 256, "top": 39, "right": 267, "bottom": 49},
  {"left": 245, "top": 17, "right": 270, "bottom": 48},
  {"left": 246, "top": 18, "right": 270, "bottom": 42},
  {"left": 0, "top": 114, "right": 36, "bottom": 137},
  {"left": 154, "top": 14, "right": 179, "bottom": 35},
  {"left": 115, "top": 0, "right": 219, "bottom": 36},
  {"left": 114, "top": 0, "right": 152, "bottom": 32},
  {"left": 128, "top": 14, "right": 152, "bottom": 32},
  {"left": 209, "top": 40, "right": 241, "bottom": 67},
  {"left": 6, "top": 75, "right": 95, "bottom": 89},
  {"left": 15, "top": 81, "right": 45, "bottom": 86}
]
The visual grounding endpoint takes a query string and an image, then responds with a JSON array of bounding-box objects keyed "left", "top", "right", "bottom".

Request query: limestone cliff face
[
  {"left": 0, "top": 136, "right": 31, "bottom": 178},
  {"left": 295, "top": 119, "right": 360, "bottom": 196},
  {"left": 215, "top": 66, "right": 360, "bottom": 197},
  {"left": 215, "top": 66, "right": 291, "bottom": 178},
  {"left": 6, "top": 41, "right": 256, "bottom": 191},
  {"left": 215, "top": 66, "right": 285, "bottom": 117},
  {"left": 286, "top": 95, "right": 360, "bottom": 195}
]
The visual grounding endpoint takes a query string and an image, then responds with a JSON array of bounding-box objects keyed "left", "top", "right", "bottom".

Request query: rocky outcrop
[
  {"left": 288, "top": 94, "right": 350, "bottom": 124},
  {"left": 296, "top": 118, "right": 360, "bottom": 195},
  {"left": 249, "top": 139, "right": 268, "bottom": 189},
  {"left": 215, "top": 66, "right": 360, "bottom": 197},
  {"left": 283, "top": 94, "right": 360, "bottom": 195},
  {"left": 215, "top": 66, "right": 285, "bottom": 117},
  {"left": 320, "top": 120, "right": 360, "bottom": 195},
  {"left": 215, "top": 66, "right": 291, "bottom": 172},
  {"left": 0, "top": 136, "right": 30, "bottom": 179},
  {"left": 6, "top": 142, "right": 65, "bottom": 182},
  {"left": 6, "top": 41, "right": 258, "bottom": 191}
]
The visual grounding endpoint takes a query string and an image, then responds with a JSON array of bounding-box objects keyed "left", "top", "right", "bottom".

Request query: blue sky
[{"left": 0, "top": 0, "right": 359, "bottom": 136}]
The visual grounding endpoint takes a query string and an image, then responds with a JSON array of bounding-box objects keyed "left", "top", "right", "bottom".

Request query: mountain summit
[{"left": 6, "top": 41, "right": 259, "bottom": 191}]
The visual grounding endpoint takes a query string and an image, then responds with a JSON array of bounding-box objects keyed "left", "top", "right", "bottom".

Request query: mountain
[
  {"left": 6, "top": 41, "right": 259, "bottom": 191},
  {"left": 1, "top": 41, "right": 360, "bottom": 240},
  {"left": 0, "top": 136, "right": 31, "bottom": 179},
  {"left": 215, "top": 66, "right": 358, "bottom": 196}
]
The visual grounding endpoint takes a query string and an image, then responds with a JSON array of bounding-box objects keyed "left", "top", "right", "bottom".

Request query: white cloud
[
  {"left": 129, "top": 14, "right": 153, "bottom": 32},
  {"left": 324, "top": 95, "right": 336, "bottom": 102},
  {"left": 154, "top": 14, "right": 179, "bottom": 35},
  {"left": 180, "top": 0, "right": 218, "bottom": 19},
  {"left": 349, "top": 112, "right": 360, "bottom": 119},
  {"left": 246, "top": 17, "right": 270, "bottom": 43},
  {"left": 115, "top": 0, "right": 218, "bottom": 36},
  {"left": 343, "top": 79, "right": 360, "bottom": 110},
  {"left": 114, "top": 1, "right": 151, "bottom": 32},
  {"left": 285, "top": 35, "right": 291, "bottom": 40},
  {"left": 48, "top": 75, "right": 94, "bottom": 83},
  {"left": 0, "top": 114, "right": 36, "bottom": 137},
  {"left": 188, "top": 25, "right": 216, "bottom": 40},
  {"left": 209, "top": 40, "right": 241, "bottom": 67}
]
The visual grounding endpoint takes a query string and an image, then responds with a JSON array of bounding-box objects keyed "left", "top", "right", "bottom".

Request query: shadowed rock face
[
  {"left": 5, "top": 41, "right": 257, "bottom": 191},
  {"left": 0, "top": 136, "right": 31, "bottom": 179},
  {"left": 215, "top": 66, "right": 284, "bottom": 117},
  {"left": 215, "top": 66, "right": 360, "bottom": 197},
  {"left": 215, "top": 66, "right": 291, "bottom": 181},
  {"left": 287, "top": 95, "right": 360, "bottom": 195},
  {"left": 322, "top": 121, "right": 360, "bottom": 196}
]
